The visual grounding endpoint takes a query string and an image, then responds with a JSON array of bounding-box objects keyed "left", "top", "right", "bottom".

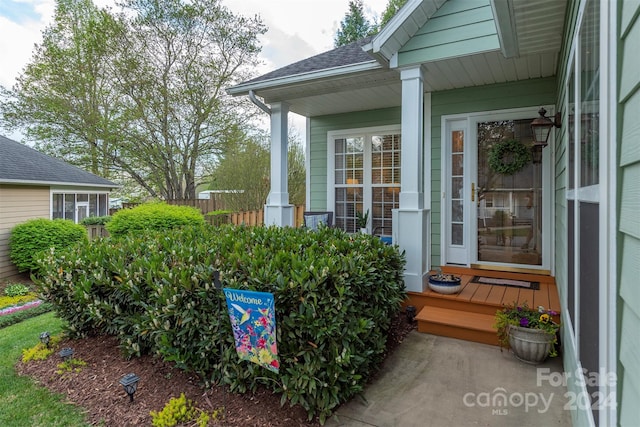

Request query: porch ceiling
[{"left": 258, "top": 49, "right": 559, "bottom": 117}]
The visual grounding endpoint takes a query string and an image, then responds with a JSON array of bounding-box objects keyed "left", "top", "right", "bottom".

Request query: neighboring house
[
  {"left": 229, "top": 0, "right": 637, "bottom": 425},
  {"left": 0, "top": 135, "right": 116, "bottom": 280}
]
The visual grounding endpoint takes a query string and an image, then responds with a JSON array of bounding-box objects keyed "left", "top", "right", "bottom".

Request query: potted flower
[
  {"left": 356, "top": 209, "right": 369, "bottom": 234},
  {"left": 427, "top": 270, "right": 462, "bottom": 294},
  {"left": 494, "top": 302, "right": 560, "bottom": 364}
]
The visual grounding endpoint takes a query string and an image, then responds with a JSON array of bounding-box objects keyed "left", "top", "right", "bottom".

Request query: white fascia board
[
  {"left": 368, "top": 0, "right": 426, "bottom": 60},
  {"left": 0, "top": 179, "right": 117, "bottom": 189},
  {"left": 491, "top": 0, "right": 520, "bottom": 58},
  {"left": 227, "top": 61, "right": 382, "bottom": 96}
]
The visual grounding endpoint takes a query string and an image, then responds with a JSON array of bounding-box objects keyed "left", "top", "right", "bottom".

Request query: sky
[{"left": 0, "top": 0, "right": 391, "bottom": 140}]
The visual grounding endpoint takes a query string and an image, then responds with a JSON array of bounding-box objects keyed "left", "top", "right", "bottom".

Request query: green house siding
[
  {"left": 430, "top": 77, "right": 556, "bottom": 267},
  {"left": 308, "top": 108, "right": 401, "bottom": 211},
  {"left": 398, "top": 0, "right": 499, "bottom": 67},
  {"left": 619, "top": 1, "right": 640, "bottom": 424}
]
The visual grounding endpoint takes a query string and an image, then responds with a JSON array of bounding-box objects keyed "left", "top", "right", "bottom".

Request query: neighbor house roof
[{"left": 0, "top": 135, "right": 116, "bottom": 188}]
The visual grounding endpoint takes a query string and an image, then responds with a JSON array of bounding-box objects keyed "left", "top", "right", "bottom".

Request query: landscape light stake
[
  {"left": 405, "top": 306, "right": 417, "bottom": 323},
  {"left": 39, "top": 331, "right": 50, "bottom": 348},
  {"left": 119, "top": 373, "right": 140, "bottom": 403},
  {"left": 58, "top": 347, "right": 74, "bottom": 361}
]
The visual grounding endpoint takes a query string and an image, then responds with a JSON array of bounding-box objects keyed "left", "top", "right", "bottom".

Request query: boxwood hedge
[
  {"left": 34, "top": 225, "right": 405, "bottom": 423},
  {"left": 9, "top": 218, "right": 87, "bottom": 274},
  {"left": 106, "top": 202, "right": 204, "bottom": 237}
]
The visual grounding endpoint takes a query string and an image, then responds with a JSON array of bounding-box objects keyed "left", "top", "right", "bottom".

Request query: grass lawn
[{"left": 0, "top": 312, "right": 89, "bottom": 427}]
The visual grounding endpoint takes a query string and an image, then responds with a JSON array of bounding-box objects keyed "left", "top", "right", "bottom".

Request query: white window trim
[
  {"left": 327, "top": 125, "right": 401, "bottom": 219},
  {"left": 50, "top": 189, "right": 110, "bottom": 223}
]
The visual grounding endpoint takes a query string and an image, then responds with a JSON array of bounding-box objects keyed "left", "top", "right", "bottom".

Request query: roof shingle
[
  {"left": 0, "top": 135, "right": 115, "bottom": 187},
  {"left": 242, "top": 37, "right": 375, "bottom": 85}
]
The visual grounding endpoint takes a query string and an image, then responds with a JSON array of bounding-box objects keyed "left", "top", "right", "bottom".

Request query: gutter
[
  {"left": 227, "top": 61, "right": 381, "bottom": 96},
  {"left": 249, "top": 90, "right": 271, "bottom": 115}
]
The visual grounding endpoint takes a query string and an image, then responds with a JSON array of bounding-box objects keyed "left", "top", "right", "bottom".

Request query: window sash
[{"left": 331, "top": 131, "right": 400, "bottom": 234}]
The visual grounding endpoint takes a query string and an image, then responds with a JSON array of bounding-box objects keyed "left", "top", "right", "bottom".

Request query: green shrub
[
  {"left": 150, "top": 393, "right": 218, "bottom": 427},
  {"left": 22, "top": 334, "right": 62, "bottom": 363},
  {"left": 4, "top": 283, "right": 31, "bottom": 297},
  {"left": 9, "top": 219, "right": 87, "bottom": 274},
  {"left": 106, "top": 202, "right": 204, "bottom": 237},
  {"left": 80, "top": 215, "right": 112, "bottom": 226},
  {"left": 34, "top": 225, "right": 406, "bottom": 423}
]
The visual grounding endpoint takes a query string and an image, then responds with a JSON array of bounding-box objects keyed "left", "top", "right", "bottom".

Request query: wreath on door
[{"left": 488, "top": 139, "right": 531, "bottom": 175}]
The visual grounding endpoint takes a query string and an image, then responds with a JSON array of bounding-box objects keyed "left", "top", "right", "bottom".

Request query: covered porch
[{"left": 227, "top": 0, "right": 567, "bottom": 294}]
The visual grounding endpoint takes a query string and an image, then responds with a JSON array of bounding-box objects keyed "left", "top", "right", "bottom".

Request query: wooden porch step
[{"left": 416, "top": 306, "right": 499, "bottom": 346}]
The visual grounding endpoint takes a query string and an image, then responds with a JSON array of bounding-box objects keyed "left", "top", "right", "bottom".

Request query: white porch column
[
  {"left": 394, "top": 66, "right": 430, "bottom": 292},
  {"left": 264, "top": 101, "right": 294, "bottom": 227}
]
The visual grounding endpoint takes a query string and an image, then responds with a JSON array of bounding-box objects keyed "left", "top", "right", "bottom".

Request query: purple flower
[
  {"left": 549, "top": 310, "right": 558, "bottom": 316},
  {"left": 517, "top": 306, "right": 523, "bottom": 312},
  {"left": 519, "top": 318, "right": 529, "bottom": 327}
]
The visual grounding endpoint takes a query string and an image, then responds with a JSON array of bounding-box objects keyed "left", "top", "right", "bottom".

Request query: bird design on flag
[{"left": 231, "top": 303, "right": 252, "bottom": 325}]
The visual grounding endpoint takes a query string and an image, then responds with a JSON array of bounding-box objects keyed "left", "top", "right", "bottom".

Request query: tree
[
  {"left": 0, "top": 0, "right": 266, "bottom": 200},
  {"left": 334, "top": 0, "right": 374, "bottom": 47},
  {"left": 0, "top": 0, "right": 122, "bottom": 177},
  {"left": 333, "top": 0, "right": 409, "bottom": 47},
  {"left": 207, "top": 129, "right": 306, "bottom": 211},
  {"left": 380, "top": 0, "right": 408, "bottom": 29}
]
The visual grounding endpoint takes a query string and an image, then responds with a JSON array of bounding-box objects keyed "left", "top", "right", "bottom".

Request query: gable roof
[
  {"left": 227, "top": 37, "right": 380, "bottom": 95},
  {"left": 242, "top": 37, "right": 375, "bottom": 86},
  {"left": 0, "top": 135, "right": 116, "bottom": 188},
  {"left": 363, "top": 0, "right": 446, "bottom": 63}
]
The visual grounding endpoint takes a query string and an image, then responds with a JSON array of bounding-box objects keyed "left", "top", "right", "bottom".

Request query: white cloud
[{"left": 0, "top": 0, "right": 55, "bottom": 88}]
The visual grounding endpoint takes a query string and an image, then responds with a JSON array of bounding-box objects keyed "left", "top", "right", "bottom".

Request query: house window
[
  {"left": 51, "top": 192, "right": 109, "bottom": 223},
  {"left": 330, "top": 128, "right": 401, "bottom": 234},
  {"left": 566, "top": 0, "right": 600, "bottom": 417}
]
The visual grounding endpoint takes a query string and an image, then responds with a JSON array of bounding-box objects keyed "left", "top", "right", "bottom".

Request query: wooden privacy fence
[
  {"left": 166, "top": 196, "right": 226, "bottom": 214},
  {"left": 85, "top": 225, "right": 109, "bottom": 239},
  {"left": 207, "top": 205, "right": 306, "bottom": 227}
]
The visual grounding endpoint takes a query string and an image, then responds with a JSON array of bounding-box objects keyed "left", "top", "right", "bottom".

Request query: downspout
[{"left": 249, "top": 90, "right": 271, "bottom": 115}]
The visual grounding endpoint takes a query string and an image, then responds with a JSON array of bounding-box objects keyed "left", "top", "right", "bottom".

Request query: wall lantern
[
  {"left": 530, "top": 107, "right": 562, "bottom": 147},
  {"left": 39, "top": 331, "right": 51, "bottom": 348},
  {"left": 120, "top": 373, "right": 140, "bottom": 402}
]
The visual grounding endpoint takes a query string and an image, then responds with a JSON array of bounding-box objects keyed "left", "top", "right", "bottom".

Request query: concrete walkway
[{"left": 326, "top": 332, "right": 571, "bottom": 427}]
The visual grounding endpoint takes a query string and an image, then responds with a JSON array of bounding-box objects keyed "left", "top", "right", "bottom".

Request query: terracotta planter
[
  {"left": 508, "top": 325, "right": 554, "bottom": 364},
  {"left": 427, "top": 274, "right": 462, "bottom": 294}
]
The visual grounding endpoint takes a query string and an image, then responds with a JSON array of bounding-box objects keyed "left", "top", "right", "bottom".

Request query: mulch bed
[{"left": 16, "top": 311, "right": 416, "bottom": 426}]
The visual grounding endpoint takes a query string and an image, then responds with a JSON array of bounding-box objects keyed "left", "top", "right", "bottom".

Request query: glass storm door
[{"left": 474, "top": 118, "right": 544, "bottom": 267}]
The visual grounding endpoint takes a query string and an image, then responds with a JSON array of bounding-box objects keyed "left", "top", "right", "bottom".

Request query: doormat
[{"left": 471, "top": 276, "right": 540, "bottom": 290}]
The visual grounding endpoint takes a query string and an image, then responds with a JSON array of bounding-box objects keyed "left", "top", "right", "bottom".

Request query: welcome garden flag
[{"left": 223, "top": 288, "right": 280, "bottom": 373}]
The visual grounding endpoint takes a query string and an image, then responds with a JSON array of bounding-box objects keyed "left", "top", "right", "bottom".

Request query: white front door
[{"left": 443, "top": 109, "right": 552, "bottom": 270}]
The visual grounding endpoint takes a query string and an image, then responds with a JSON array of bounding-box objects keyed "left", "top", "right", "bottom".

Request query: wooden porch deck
[{"left": 406, "top": 266, "right": 561, "bottom": 346}]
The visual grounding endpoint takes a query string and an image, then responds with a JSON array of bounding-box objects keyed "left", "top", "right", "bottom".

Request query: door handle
[{"left": 471, "top": 183, "right": 475, "bottom": 202}]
